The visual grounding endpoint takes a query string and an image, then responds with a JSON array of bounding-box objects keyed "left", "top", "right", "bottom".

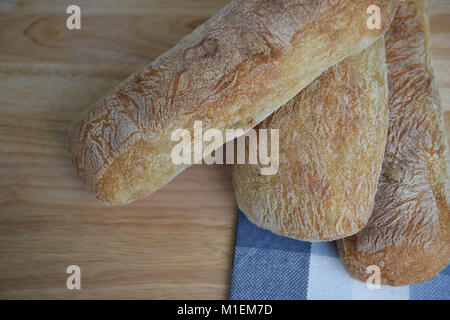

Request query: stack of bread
[{"left": 68, "top": 0, "right": 449, "bottom": 286}]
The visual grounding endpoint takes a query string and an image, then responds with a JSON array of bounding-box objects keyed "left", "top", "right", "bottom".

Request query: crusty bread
[
  {"left": 338, "top": 0, "right": 450, "bottom": 286},
  {"left": 232, "top": 39, "right": 389, "bottom": 241},
  {"left": 68, "top": 0, "right": 398, "bottom": 205}
]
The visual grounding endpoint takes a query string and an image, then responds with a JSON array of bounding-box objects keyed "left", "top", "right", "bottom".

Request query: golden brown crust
[
  {"left": 68, "top": 0, "right": 398, "bottom": 205},
  {"left": 338, "top": 0, "right": 450, "bottom": 286},
  {"left": 232, "top": 38, "right": 389, "bottom": 241}
]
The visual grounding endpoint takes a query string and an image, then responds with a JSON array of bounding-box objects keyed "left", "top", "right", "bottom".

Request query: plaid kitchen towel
[{"left": 229, "top": 210, "right": 450, "bottom": 300}]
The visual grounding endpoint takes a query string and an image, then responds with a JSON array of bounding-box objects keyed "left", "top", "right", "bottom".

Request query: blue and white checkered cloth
[{"left": 229, "top": 211, "right": 450, "bottom": 300}]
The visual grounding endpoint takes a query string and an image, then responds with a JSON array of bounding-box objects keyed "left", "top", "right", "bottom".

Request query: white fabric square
[{"left": 307, "top": 243, "right": 410, "bottom": 300}]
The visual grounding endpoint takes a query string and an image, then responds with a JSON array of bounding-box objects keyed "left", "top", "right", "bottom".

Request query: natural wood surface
[{"left": 0, "top": 0, "right": 449, "bottom": 299}]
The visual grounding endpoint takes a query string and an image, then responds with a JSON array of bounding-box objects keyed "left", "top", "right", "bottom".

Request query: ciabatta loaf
[
  {"left": 338, "top": 0, "right": 450, "bottom": 286},
  {"left": 68, "top": 0, "right": 398, "bottom": 205},
  {"left": 232, "top": 39, "right": 389, "bottom": 241}
]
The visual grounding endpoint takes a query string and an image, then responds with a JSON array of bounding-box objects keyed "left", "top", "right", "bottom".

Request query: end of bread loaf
[
  {"left": 68, "top": 102, "right": 190, "bottom": 205},
  {"left": 337, "top": 232, "right": 449, "bottom": 286},
  {"left": 97, "top": 139, "right": 189, "bottom": 205}
]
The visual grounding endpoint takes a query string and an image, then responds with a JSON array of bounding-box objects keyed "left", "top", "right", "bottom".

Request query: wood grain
[
  {"left": 0, "top": 61, "right": 238, "bottom": 299},
  {"left": 0, "top": 0, "right": 449, "bottom": 299}
]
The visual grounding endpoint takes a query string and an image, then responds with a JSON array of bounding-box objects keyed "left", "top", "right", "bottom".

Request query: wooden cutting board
[{"left": 0, "top": 0, "right": 449, "bottom": 299}]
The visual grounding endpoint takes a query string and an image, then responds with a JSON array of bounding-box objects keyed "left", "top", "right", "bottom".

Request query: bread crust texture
[
  {"left": 232, "top": 38, "right": 389, "bottom": 241},
  {"left": 338, "top": 0, "right": 450, "bottom": 286},
  {"left": 68, "top": 0, "right": 398, "bottom": 204}
]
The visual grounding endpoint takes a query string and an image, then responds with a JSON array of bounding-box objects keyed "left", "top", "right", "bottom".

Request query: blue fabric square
[
  {"left": 235, "top": 210, "right": 311, "bottom": 253},
  {"left": 230, "top": 211, "right": 311, "bottom": 300},
  {"left": 310, "top": 241, "right": 339, "bottom": 258},
  {"left": 409, "top": 265, "right": 450, "bottom": 300}
]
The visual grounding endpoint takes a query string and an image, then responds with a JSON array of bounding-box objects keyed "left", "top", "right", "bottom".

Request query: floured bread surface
[
  {"left": 68, "top": 0, "right": 398, "bottom": 205},
  {"left": 338, "top": 0, "right": 450, "bottom": 286},
  {"left": 232, "top": 38, "right": 389, "bottom": 241}
]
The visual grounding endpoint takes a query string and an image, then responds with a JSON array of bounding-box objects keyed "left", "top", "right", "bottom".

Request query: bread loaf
[
  {"left": 68, "top": 0, "right": 398, "bottom": 205},
  {"left": 338, "top": 0, "right": 450, "bottom": 286},
  {"left": 232, "top": 38, "right": 389, "bottom": 241}
]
